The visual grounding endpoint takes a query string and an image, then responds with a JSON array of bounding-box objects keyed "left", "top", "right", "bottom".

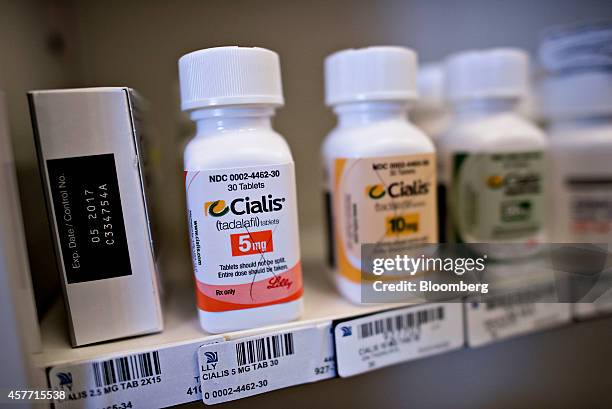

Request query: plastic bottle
[
  {"left": 322, "top": 46, "right": 437, "bottom": 303},
  {"left": 179, "top": 46, "right": 303, "bottom": 333},
  {"left": 412, "top": 63, "right": 451, "bottom": 146},
  {"left": 440, "top": 48, "right": 547, "bottom": 252},
  {"left": 412, "top": 63, "right": 451, "bottom": 242},
  {"left": 541, "top": 71, "right": 612, "bottom": 243}
]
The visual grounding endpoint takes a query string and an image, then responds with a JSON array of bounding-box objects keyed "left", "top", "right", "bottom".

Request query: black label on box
[{"left": 47, "top": 154, "right": 132, "bottom": 283}]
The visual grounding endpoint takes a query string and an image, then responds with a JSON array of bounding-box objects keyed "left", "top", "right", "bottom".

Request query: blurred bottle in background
[
  {"left": 539, "top": 22, "right": 612, "bottom": 244},
  {"left": 412, "top": 63, "right": 451, "bottom": 146},
  {"left": 517, "top": 69, "right": 546, "bottom": 127},
  {"left": 412, "top": 63, "right": 451, "bottom": 242},
  {"left": 439, "top": 48, "right": 548, "bottom": 257}
]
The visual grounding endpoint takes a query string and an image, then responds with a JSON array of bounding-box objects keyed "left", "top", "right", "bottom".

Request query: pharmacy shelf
[
  {"left": 35, "top": 259, "right": 409, "bottom": 408},
  {"left": 34, "top": 258, "right": 606, "bottom": 408},
  {"left": 37, "top": 260, "right": 393, "bottom": 367}
]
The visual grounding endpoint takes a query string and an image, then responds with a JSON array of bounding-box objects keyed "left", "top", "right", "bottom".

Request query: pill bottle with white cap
[
  {"left": 412, "top": 63, "right": 451, "bottom": 146},
  {"left": 440, "top": 48, "right": 547, "bottom": 253},
  {"left": 322, "top": 46, "right": 438, "bottom": 303},
  {"left": 541, "top": 71, "right": 612, "bottom": 243},
  {"left": 179, "top": 46, "right": 303, "bottom": 333},
  {"left": 413, "top": 62, "right": 451, "bottom": 242}
]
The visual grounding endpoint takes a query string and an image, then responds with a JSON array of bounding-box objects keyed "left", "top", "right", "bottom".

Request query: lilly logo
[
  {"left": 366, "top": 184, "right": 386, "bottom": 200},
  {"left": 487, "top": 175, "right": 504, "bottom": 189},
  {"left": 56, "top": 372, "right": 73, "bottom": 391},
  {"left": 205, "top": 351, "right": 219, "bottom": 364},
  {"left": 204, "top": 200, "right": 229, "bottom": 217}
]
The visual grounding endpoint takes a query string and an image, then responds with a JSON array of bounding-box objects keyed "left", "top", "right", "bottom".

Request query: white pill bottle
[
  {"left": 542, "top": 71, "right": 612, "bottom": 243},
  {"left": 322, "top": 46, "right": 438, "bottom": 303},
  {"left": 440, "top": 49, "right": 548, "bottom": 253},
  {"left": 412, "top": 63, "right": 451, "bottom": 147},
  {"left": 179, "top": 46, "right": 303, "bottom": 333},
  {"left": 413, "top": 63, "right": 451, "bottom": 242}
]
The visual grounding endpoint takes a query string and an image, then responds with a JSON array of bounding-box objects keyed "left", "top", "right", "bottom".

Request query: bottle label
[
  {"left": 550, "top": 145, "right": 612, "bottom": 242},
  {"left": 332, "top": 154, "right": 437, "bottom": 283},
  {"left": 185, "top": 163, "right": 302, "bottom": 312},
  {"left": 451, "top": 151, "right": 545, "bottom": 242},
  {"left": 563, "top": 176, "right": 612, "bottom": 240}
]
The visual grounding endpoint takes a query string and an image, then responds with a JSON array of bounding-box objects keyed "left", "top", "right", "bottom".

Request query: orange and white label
[
  {"left": 185, "top": 163, "right": 302, "bottom": 312},
  {"left": 332, "top": 154, "right": 437, "bottom": 283}
]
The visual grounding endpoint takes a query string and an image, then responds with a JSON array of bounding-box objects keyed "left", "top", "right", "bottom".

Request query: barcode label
[
  {"left": 467, "top": 286, "right": 572, "bottom": 347},
  {"left": 235, "top": 333, "right": 295, "bottom": 366},
  {"left": 49, "top": 337, "right": 225, "bottom": 409},
  {"left": 198, "top": 324, "right": 335, "bottom": 405},
  {"left": 358, "top": 306, "right": 444, "bottom": 339},
  {"left": 334, "top": 304, "right": 464, "bottom": 377},
  {"left": 92, "top": 351, "right": 161, "bottom": 387},
  {"left": 485, "top": 285, "right": 556, "bottom": 310}
]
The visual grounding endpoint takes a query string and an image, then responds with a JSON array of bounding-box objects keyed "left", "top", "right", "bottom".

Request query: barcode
[
  {"left": 92, "top": 351, "right": 161, "bottom": 387},
  {"left": 358, "top": 306, "right": 445, "bottom": 339},
  {"left": 485, "top": 285, "right": 555, "bottom": 310},
  {"left": 235, "top": 333, "right": 295, "bottom": 366}
]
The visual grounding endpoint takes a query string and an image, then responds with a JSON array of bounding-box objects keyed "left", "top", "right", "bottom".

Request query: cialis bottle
[
  {"left": 180, "top": 46, "right": 303, "bottom": 333},
  {"left": 322, "top": 46, "right": 438, "bottom": 303}
]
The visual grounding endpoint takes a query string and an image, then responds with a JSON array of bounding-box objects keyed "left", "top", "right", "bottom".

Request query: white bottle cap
[
  {"left": 417, "top": 63, "right": 445, "bottom": 110},
  {"left": 178, "top": 46, "right": 284, "bottom": 111},
  {"left": 445, "top": 48, "right": 529, "bottom": 102},
  {"left": 324, "top": 46, "right": 418, "bottom": 106},
  {"left": 540, "top": 70, "right": 612, "bottom": 121}
]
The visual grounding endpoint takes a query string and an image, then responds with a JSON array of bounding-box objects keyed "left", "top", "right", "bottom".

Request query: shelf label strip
[
  {"left": 333, "top": 303, "right": 464, "bottom": 377},
  {"left": 48, "top": 337, "right": 223, "bottom": 408},
  {"left": 466, "top": 284, "right": 572, "bottom": 347},
  {"left": 198, "top": 322, "right": 335, "bottom": 405}
]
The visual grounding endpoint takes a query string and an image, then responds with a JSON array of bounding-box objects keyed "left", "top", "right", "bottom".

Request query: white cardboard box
[{"left": 29, "top": 87, "right": 163, "bottom": 346}]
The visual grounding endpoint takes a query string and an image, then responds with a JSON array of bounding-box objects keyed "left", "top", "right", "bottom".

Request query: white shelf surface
[
  {"left": 35, "top": 258, "right": 598, "bottom": 408},
  {"left": 36, "top": 260, "right": 418, "bottom": 408},
  {"left": 36, "top": 259, "right": 396, "bottom": 368}
]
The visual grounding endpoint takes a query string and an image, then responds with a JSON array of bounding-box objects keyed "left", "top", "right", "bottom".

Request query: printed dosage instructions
[
  {"left": 48, "top": 338, "right": 223, "bottom": 409},
  {"left": 334, "top": 303, "right": 464, "bottom": 377},
  {"left": 197, "top": 323, "right": 336, "bottom": 405}
]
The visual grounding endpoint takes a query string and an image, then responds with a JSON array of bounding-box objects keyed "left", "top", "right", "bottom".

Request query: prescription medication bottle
[
  {"left": 440, "top": 49, "right": 547, "bottom": 252},
  {"left": 322, "top": 46, "right": 437, "bottom": 303},
  {"left": 412, "top": 63, "right": 451, "bottom": 146},
  {"left": 413, "top": 63, "right": 451, "bottom": 242},
  {"left": 541, "top": 71, "right": 612, "bottom": 243},
  {"left": 179, "top": 46, "right": 303, "bottom": 333}
]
